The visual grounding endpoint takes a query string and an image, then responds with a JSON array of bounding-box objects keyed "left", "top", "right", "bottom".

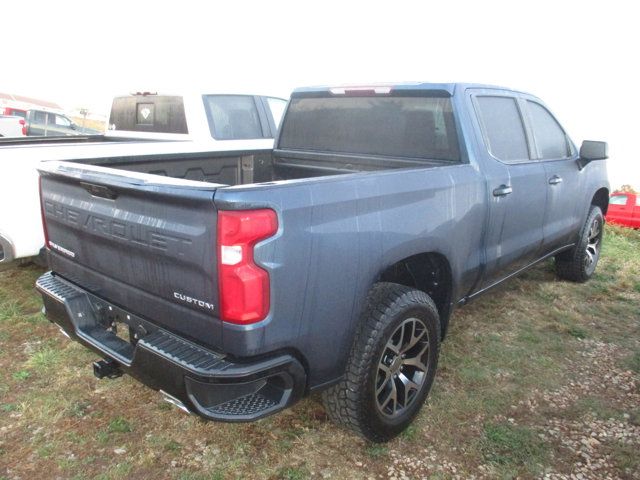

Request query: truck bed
[
  {"left": 37, "top": 147, "right": 455, "bottom": 350},
  {"left": 88, "top": 149, "right": 452, "bottom": 186}
]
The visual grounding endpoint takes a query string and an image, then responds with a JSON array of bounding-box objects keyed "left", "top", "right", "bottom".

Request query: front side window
[
  {"left": 55, "top": 115, "right": 71, "bottom": 127},
  {"left": 203, "top": 95, "right": 263, "bottom": 140},
  {"left": 279, "top": 95, "right": 460, "bottom": 161},
  {"left": 527, "top": 101, "right": 571, "bottom": 160},
  {"left": 475, "top": 96, "right": 529, "bottom": 163},
  {"left": 609, "top": 195, "right": 629, "bottom": 206}
]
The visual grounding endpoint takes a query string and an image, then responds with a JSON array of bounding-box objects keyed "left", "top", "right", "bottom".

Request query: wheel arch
[
  {"left": 378, "top": 252, "right": 453, "bottom": 339},
  {"left": 591, "top": 187, "right": 609, "bottom": 215}
]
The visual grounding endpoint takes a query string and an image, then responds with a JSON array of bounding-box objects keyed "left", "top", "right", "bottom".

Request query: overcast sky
[{"left": 4, "top": 0, "right": 638, "bottom": 188}]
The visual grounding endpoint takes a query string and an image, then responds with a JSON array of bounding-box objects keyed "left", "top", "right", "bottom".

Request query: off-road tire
[
  {"left": 555, "top": 205, "right": 604, "bottom": 283},
  {"left": 322, "top": 282, "right": 440, "bottom": 442}
]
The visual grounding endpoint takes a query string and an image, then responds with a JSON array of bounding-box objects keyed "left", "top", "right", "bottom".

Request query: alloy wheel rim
[
  {"left": 375, "top": 317, "right": 430, "bottom": 418},
  {"left": 585, "top": 217, "right": 601, "bottom": 269}
]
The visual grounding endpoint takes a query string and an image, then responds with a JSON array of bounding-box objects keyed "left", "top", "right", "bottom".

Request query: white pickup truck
[
  {"left": 107, "top": 91, "right": 287, "bottom": 141},
  {"left": 0, "top": 92, "right": 287, "bottom": 268},
  {"left": 0, "top": 115, "right": 26, "bottom": 138}
]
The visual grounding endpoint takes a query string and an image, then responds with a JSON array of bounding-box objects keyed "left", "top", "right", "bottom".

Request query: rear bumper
[{"left": 36, "top": 271, "right": 306, "bottom": 422}]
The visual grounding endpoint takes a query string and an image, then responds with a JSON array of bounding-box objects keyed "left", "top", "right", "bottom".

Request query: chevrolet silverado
[{"left": 36, "top": 83, "right": 609, "bottom": 441}]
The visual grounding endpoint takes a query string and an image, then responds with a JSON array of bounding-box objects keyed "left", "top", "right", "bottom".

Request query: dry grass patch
[{"left": 0, "top": 225, "right": 639, "bottom": 479}]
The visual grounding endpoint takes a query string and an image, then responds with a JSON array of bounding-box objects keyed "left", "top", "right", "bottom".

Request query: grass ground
[{"left": 0, "top": 226, "right": 638, "bottom": 479}]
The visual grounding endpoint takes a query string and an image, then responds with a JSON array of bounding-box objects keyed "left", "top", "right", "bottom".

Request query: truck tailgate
[{"left": 38, "top": 161, "right": 223, "bottom": 347}]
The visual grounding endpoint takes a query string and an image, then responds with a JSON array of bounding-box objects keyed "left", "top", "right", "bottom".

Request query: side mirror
[
  {"left": 580, "top": 140, "right": 608, "bottom": 161},
  {"left": 70, "top": 122, "right": 77, "bottom": 130},
  {"left": 578, "top": 140, "right": 607, "bottom": 170}
]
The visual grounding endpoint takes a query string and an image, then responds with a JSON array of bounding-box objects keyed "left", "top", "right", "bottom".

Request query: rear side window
[
  {"left": 109, "top": 96, "right": 188, "bottom": 134},
  {"left": 266, "top": 97, "right": 287, "bottom": 129},
  {"left": 203, "top": 95, "right": 263, "bottom": 140},
  {"left": 32, "top": 111, "right": 47, "bottom": 123},
  {"left": 527, "top": 101, "right": 570, "bottom": 159},
  {"left": 609, "top": 195, "right": 629, "bottom": 205},
  {"left": 278, "top": 95, "right": 460, "bottom": 161},
  {"left": 475, "top": 96, "right": 529, "bottom": 163}
]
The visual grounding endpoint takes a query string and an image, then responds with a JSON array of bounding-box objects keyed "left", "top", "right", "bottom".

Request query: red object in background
[
  {"left": 606, "top": 192, "right": 640, "bottom": 228},
  {"left": 2, "top": 106, "right": 27, "bottom": 119}
]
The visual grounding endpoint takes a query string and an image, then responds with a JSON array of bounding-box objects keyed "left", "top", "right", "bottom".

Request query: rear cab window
[
  {"left": 278, "top": 94, "right": 460, "bottom": 161},
  {"left": 109, "top": 95, "right": 188, "bottom": 134}
]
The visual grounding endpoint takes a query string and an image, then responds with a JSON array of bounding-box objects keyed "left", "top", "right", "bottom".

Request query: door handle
[
  {"left": 493, "top": 185, "right": 513, "bottom": 197},
  {"left": 548, "top": 175, "right": 563, "bottom": 185}
]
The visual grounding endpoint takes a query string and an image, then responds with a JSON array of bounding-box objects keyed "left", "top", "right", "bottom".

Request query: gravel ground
[
  {"left": 383, "top": 339, "right": 639, "bottom": 480},
  {"left": 540, "top": 340, "right": 639, "bottom": 480}
]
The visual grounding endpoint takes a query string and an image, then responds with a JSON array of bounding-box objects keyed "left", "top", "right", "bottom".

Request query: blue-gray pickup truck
[{"left": 36, "top": 83, "right": 609, "bottom": 442}]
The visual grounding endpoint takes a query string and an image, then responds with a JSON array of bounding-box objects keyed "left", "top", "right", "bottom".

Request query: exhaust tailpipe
[{"left": 160, "top": 390, "right": 191, "bottom": 414}]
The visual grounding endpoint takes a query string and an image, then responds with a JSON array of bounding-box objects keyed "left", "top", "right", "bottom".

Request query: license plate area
[
  {"left": 92, "top": 299, "right": 151, "bottom": 348},
  {"left": 77, "top": 294, "right": 159, "bottom": 365},
  {"left": 109, "top": 320, "right": 133, "bottom": 345}
]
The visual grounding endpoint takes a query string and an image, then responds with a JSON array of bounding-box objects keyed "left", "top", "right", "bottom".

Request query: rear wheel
[
  {"left": 322, "top": 283, "right": 440, "bottom": 442},
  {"left": 556, "top": 205, "right": 604, "bottom": 282}
]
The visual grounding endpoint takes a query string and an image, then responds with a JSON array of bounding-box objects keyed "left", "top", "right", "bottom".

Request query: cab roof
[{"left": 291, "top": 82, "right": 516, "bottom": 97}]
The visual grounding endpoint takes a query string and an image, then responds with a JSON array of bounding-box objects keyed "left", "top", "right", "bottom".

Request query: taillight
[
  {"left": 217, "top": 209, "right": 278, "bottom": 324},
  {"left": 39, "top": 176, "right": 50, "bottom": 249},
  {"left": 19, "top": 119, "right": 26, "bottom": 136}
]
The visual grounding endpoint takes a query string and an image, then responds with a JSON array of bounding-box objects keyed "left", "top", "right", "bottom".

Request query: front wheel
[
  {"left": 322, "top": 283, "right": 440, "bottom": 442},
  {"left": 555, "top": 205, "right": 604, "bottom": 282}
]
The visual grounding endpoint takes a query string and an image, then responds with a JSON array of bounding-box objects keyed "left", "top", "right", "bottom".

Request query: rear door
[
  {"left": 522, "top": 99, "right": 584, "bottom": 251},
  {"left": 39, "top": 162, "right": 223, "bottom": 347},
  {"left": 27, "top": 110, "right": 47, "bottom": 136},
  {"left": 470, "top": 91, "right": 547, "bottom": 289}
]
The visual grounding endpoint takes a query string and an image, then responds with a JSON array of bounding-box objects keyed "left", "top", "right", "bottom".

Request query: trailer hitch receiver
[{"left": 93, "top": 358, "right": 123, "bottom": 379}]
